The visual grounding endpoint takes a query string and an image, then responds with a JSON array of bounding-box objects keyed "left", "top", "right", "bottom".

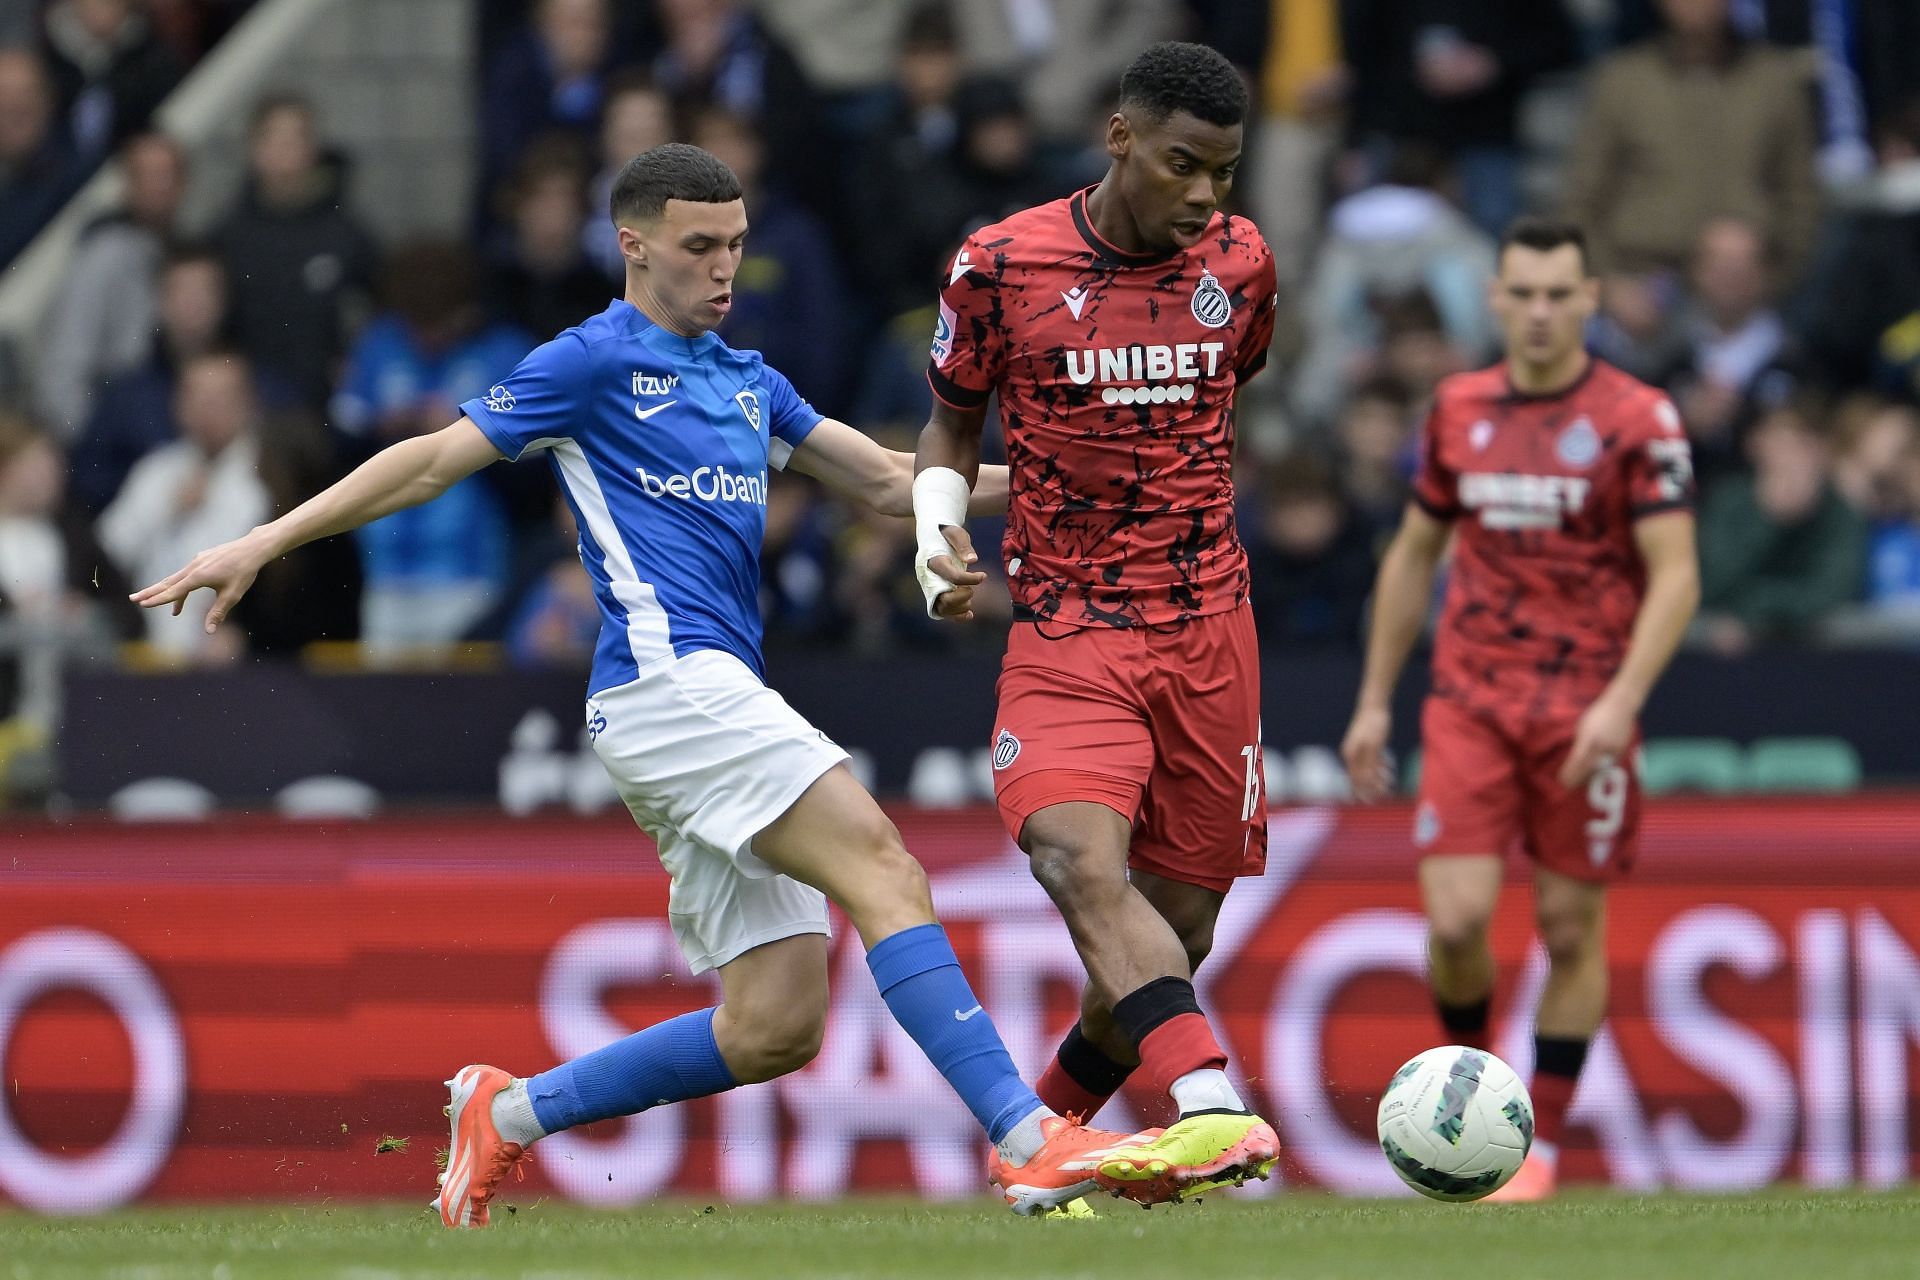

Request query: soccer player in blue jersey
[{"left": 133, "top": 144, "right": 1170, "bottom": 1226}]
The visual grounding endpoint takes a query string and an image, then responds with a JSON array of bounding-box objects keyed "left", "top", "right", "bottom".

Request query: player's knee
[
  {"left": 1026, "top": 837, "right": 1121, "bottom": 906},
  {"left": 1177, "top": 923, "right": 1215, "bottom": 976},
  {"left": 1537, "top": 907, "right": 1600, "bottom": 969},
  {"left": 1428, "top": 906, "right": 1492, "bottom": 955},
  {"left": 725, "top": 991, "right": 828, "bottom": 1083}
]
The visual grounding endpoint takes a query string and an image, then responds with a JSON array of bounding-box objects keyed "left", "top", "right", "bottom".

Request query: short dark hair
[
  {"left": 1117, "top": 41, "right": 1247, "bottom": 128},
  {"left": 1500, "top": 217, "right": 1590, "bottom": 274},
  {"left": 609, "top": 142, "right": 742, "bottom": 226}
]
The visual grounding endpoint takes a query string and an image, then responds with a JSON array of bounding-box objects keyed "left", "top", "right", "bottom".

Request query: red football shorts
[
  {"left": 991, "top": 604, "right": 1268, "bottom": 893},
  {"left": 1414, "top": 695, "right": 1643, "bottom": 883}
]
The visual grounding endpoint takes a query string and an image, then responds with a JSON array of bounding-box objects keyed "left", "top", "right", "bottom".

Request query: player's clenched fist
[
  {"left": 920, "top": 525, "right": 985, "bottom": 620},
  {"left": 1341, "top": 705, "right": 1395, "bottom": 803},
  {"left": 912, "top": 466, "right": 985, "bottom": 620}
]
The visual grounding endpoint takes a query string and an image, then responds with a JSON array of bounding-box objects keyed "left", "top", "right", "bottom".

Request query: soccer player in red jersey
[
  {"left": 912, "top": 42, "right": 1281, "bottom": 1201},
  {"left": 1341, "top": 218, "right": 1701, "bottom": 1200}
]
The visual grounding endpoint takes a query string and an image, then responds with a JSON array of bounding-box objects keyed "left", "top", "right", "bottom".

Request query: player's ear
[
  {"left": 617, "top": 222, "right": 646, "bottom": 269},
  {"left": 1105, "top": 111, "right": 1130, "bottom": 162}
]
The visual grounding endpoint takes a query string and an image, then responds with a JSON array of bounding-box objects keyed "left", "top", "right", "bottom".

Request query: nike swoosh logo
[
  {"left": 953, "top": 1004, "right": 984, "bottom": 1022},
  {"left": 635, "top": 400, "right": 676, "bottom": 421}
]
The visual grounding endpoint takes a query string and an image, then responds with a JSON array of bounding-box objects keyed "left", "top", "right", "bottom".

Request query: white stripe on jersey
[{"left": 550, "top": 439, "right": 672, "bottom": 668}]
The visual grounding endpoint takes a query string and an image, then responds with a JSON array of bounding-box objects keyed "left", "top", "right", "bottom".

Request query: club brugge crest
[
  {"left": 1556, "top": 416, "right": 1601, "bottom": 468},
  {"left": 1191, "top": 270, "right": 1231, "bottom": 329},
  {"left": 735, "top": 389, "right": 761, "bottom": 431},
  {"left": 992, "top": 729, "right": 1021, "bottom": 770}
]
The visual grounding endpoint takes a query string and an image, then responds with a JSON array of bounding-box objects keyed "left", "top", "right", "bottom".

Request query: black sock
[
  {"left": 1434, "top": 993, "right": 1491, "bottom": 1047},
  {"left": 1533, "top": 1034, "right": 1589, "bottom": 1081},
  {"left": 1057, "top": 1023, "right": 1132, "bottom": 1095}
]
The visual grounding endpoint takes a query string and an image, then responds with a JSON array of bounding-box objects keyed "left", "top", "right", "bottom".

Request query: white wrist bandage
[{"left": 912, "top": 466, "right": 973, "bottom": 617}]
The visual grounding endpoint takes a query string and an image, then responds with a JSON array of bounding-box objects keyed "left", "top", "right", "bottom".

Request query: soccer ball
[{"left": 1376, "top": 1045, "right": 1533, "bottom": 1201}]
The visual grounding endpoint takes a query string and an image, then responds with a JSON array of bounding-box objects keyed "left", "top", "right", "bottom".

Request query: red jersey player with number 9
[
  {"left": 912, "top": 43, "right": 1282, "bottom": 1206},
  {"left": 1342, "top": 219, "right": 1702, "bottom": 1201}
]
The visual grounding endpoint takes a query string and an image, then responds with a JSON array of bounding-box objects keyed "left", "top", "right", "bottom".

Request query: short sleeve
[
  {"left": 458, "top": 332, "right": 590, "bottom": 461},
  {"left": 926, "top": 234, "right": 1008, "bottom": 411},
  {"left": 1624, "top": 394, "right": 1696, "bottom": 517},
  {"left": 1234, "top": 245, "right": 1278, "bottom": 385},
  {"left": 1410, "top": 406, "right": 1460, "bottom": 520},
  {"left": 759, "top": 364, "right": 824, "bottom": 471}
]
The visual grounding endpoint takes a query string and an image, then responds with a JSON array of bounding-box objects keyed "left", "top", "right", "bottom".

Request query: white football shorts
[{"left": 587, "top": 648, "right": 846, "bottom": 974}]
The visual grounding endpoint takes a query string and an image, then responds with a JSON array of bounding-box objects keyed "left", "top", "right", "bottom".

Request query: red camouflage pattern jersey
[
  {"left": 1412, "top": 358, "right": 1696, "bottom": 719},
  {"left": 927, "top": 187, "right": 1277, "bottom": 629}
]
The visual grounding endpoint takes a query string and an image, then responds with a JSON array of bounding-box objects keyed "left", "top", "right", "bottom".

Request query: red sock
[
  {"left": 1035, "top": 1023, "right": 1133, "bottom": 1120},
  {"left": 1530, "top": 1035, "right": 1590, "bottom": 1155},
  {"left": 1136, "top": 1012, "right": 1227, "bottom": 1100},
  {"left": 1530, "top": 1071, "right": 1575, "bottom": 1152}
]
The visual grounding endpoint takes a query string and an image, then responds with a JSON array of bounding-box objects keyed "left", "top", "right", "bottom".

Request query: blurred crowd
[{"left": 2, "top": 0, "right": 1920, "bottom": 704}]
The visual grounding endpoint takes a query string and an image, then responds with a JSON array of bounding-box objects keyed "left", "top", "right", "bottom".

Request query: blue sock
[
  {"left": 866, "top": 923, "right": 1044, "bottom": 1143},
  {"left": 526, "top": 1007, "right": 737, "bottom": 1133}
]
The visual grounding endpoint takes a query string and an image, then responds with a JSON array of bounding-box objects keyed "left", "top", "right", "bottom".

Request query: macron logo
[
  {"left": 949, "top": 250, "right": 973, "bottom": 284},
  {"left": 636, "top": 463, "right": 768, "bottom": 505},
  {"left": 1062, "top": 287, "right": 1088, "bottom": 320}
]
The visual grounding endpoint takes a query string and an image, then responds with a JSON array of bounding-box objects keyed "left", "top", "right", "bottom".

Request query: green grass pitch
[{"left": 2, "top": 1190, "right": 1915, "bottom": 1279}]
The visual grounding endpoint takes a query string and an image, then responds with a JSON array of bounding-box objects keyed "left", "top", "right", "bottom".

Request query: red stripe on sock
[
  {"left": 1036, "top": 1055, "right": 1115, "bottom": 1122},
  {"left": 1136, "top": 1012, "right": 1227, "bottom": 1100},
  {"left": 1531, "top": 1070, "right": 1577, "bottom": 1149}
]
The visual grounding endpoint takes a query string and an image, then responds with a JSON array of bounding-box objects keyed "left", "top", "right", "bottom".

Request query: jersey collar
[
  {"left": 613, "top": 298, "right": 722, "bottom": 356},
  {"left": 1070, "top": 187, "right": 1193, "bottom": 268},
  {"left": 1500, "top": 354, "right": 1599, "bottom": 404}
]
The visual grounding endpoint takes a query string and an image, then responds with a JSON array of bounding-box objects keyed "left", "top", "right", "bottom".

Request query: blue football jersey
[{"left": 460, "top": 300, "right": 822, "bottom": 693}]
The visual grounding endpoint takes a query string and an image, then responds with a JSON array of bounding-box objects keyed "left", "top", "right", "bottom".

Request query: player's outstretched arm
[
  {"left": 1560, "top": 510, "right": 1700, "bottom": 788},
  {"left": 130, "top": 418, "right": 503, "bottom": 631},
  {"left": 1342, "top": 503, "right": 1452, "bottom": 802},
  {"left": 786, "top": 419, "right": 1009, "bottom": 519}
]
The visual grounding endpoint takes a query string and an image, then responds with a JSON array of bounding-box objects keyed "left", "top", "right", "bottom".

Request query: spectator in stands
[
  {"left": 144, "top": 0, "right": 254, "bottom": 64},
  {"left": 1246, "top": 451, "right": 1376, "bottom": 649},
  {"left": 480, "top": 0, "right": 625, "bottom": 206},
  {"left": 951, "top": 0, "right": 1179, "bottom": 145},
  {"left": 215, "top": 93, "right": 374, "bottom": 409},
  {"left": 854, "top": 3, "right": 967, "bottom": 314},
  {"left": 872, "top": 74, "right": 1069, "bottom": 327},
  {"left": 1333, "top": 374, "right": 1416, "bottom": 550},
  {"left": 1340, "top": 0, "right": 1577, "bottom": 237},
  {"left": 0, "top": 414, "right": 136, "bottom": 731},
  {"left": 35, "top": 130, "right": 187, "bottom": 441},
  {"left": 1799, "top": 99, "right": 1920, "bottom": 392},
  {"left": 1244, "top": 0, "right": 1349, "bottom": 291},
  {"left": 487, "top": 136, "right": 609, "bottom": 340},
  {"left": 96, "top": 349, "right": 269, "bottom": 660},
  {"left": 69, "top": 243, "right": 231, "bottom": 512},
  {"left": 0, "top": 45, "right": 85, "bottom": 268},
  {"left": 332, "top": 240, "right": 530, "bottom": 653},
  {"left": 1832, "top": 398, "right": 1920, "bottom": 612},
  {"left": 1656, "top": 217, "right": 1799, "bottom": 489},
  {"left": 1563, "top": 0, "right": 1820, "bottom": 281},
  {"left": 1375, "top": 292, "right": 1474, "bottom": 409},
  {"left": 583, "top": 71, "right": 673, "bottom": 278},
  {"left": 1291, "top": 144, "right": 1496, "bottom": 427},
  {"left": 690, "top": 104, "right": 847, "bottom": 405},
  {"left": 760, "top": 469, "right": 843, "bottom": 646},
  {"left": 39, "top": 0, "right": 183, "bottom": 159},
  {"left": 1697, "top": 402, "right": 1867, "bottom": 654},
  {"left": 650, "top": 0, "right": 831, "bottom": 222},
  {"left": 502, "top": 504, "right": 597, "bottom": 671}
]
